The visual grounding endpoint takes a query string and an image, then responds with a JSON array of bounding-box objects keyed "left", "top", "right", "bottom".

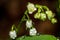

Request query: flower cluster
[
  {"left": 46, "top": 10, "right": 57, "bottom": 24},
  {"left": 9, "top": 2, "right": 58, "bottom": 39},
  {"left": 32, "top": 4, "right": 57, "bottom": 24}
]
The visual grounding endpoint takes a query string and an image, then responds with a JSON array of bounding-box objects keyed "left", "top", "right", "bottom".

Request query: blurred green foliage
[{"left": 56, "top": 0, "right": 60, "bottom": 18}]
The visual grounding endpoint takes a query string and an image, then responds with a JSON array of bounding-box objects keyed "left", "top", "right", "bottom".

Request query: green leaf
[{"left": 16, "top": 35, "right": 57, "bottom": 40}]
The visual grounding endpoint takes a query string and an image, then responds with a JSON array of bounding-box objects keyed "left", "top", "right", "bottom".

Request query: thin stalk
[{"left": 17, "top": 10, "right": 30, "bottom": 34}]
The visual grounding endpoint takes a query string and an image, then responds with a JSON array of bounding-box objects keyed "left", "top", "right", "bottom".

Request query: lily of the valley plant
[{"left": 9, "top": 2, "right": 57, "bottom": 40}]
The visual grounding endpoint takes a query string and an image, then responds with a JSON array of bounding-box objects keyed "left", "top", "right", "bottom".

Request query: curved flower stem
[
  {"left": 25, "top": 10, "right": 30, "bottom": 20},
  {"left": 42, "top": 6, "right": 49, "bottom": 11},
  {"left": 17, "top": 15, "right": 26, "bottom": 34},
  {"left": 38, "top": 8, "right": 41, "bottom": 13},
  {"left": 11, "top": 25, "right": 14, "bottom": 31},
  {"left": 17, "top": 10, "right": 30, "bottom": 34},
  {"left": 11, "top": 24, "right": 16, "bottom": 31},
  {"left": 35, "top": 4, "right": 49, "bottom": 11},
  {"left": 35, "top": 4, "right": 44, "bottom": 12}
]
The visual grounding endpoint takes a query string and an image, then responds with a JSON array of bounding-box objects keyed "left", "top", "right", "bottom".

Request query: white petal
[
  {"left": 34, "top": 8, "right": 37, "bottom": 11},
  {"left": 29, "top": 12, "right": 33, "bottom": 14}
]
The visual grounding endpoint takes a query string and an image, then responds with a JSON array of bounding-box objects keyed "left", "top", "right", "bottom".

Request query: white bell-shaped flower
[
  {"left": 40, "top": 13, "right": 46, "bottom": 21},
  {"left": 29, "top": 28, "right": 37, "bottom": 36},
  {"left": 9, "top": 30, "right": 17, "bottom": 39},
  {"left": 26, "top": 20, "right": 32, "bottom": 28},
  {"left": 46, "top": 10, "right": 55, "bottom": 20},
  {"left": 27, "top": 2, "right": 37, "bottom": 14}
]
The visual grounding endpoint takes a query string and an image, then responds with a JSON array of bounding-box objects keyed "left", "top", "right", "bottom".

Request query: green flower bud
[
  {"left": 46, "top": 10, "right": 55, "bottom": 20},
  {"left": 51, "top": 18, "right": 57, "bottom": 24},
  {"left": 27, "top": 2, "right": 37, "bottom": 14},
  {"left": 40, "top": 13, "right": 46, "bottom": 21},
  {"left": 34, "top": 12, "right": 40, "bottom": 19}
]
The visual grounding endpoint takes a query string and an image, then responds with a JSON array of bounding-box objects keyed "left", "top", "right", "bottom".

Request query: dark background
[{"left": 0, "top": 0, "right": 59, "bottom": 40}]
